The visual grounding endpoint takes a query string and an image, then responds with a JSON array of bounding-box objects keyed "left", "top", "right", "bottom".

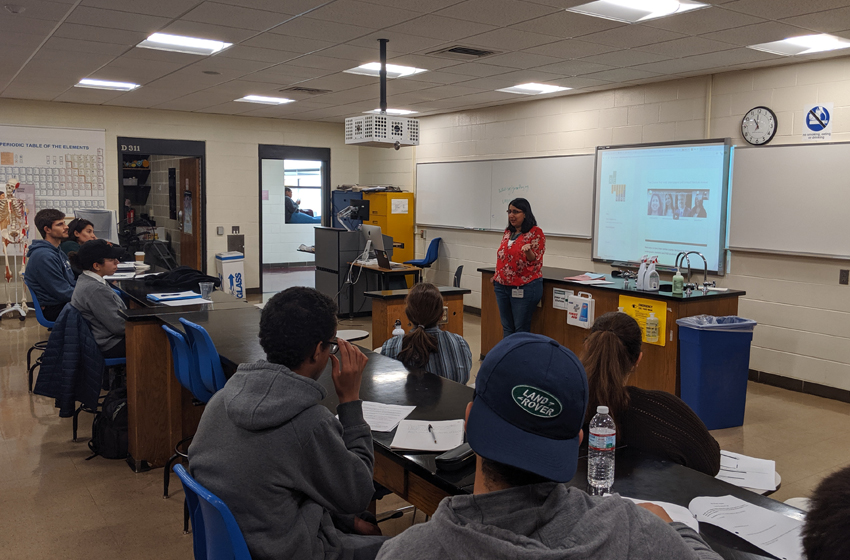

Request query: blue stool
[{"left": 173, "top": 464, "right": 253, "bottom": 558}]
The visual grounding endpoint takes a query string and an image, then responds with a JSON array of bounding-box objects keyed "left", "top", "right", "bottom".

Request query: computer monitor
[
  {"left": 75, "top": 209, "right": 119, "bottom": 243},
  {"left": 360, "top": 224, "right": 384, "bottom": 252},
  {"left": 351, "top": 199, "right": 370, "bottom": 220}
]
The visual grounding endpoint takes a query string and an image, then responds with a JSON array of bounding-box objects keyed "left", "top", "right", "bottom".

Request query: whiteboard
[
  {"left": 417, "top": 155, "right": 594, "bottom": 237},
  {"left": 730, "top": 143, "right": 850, "bottom": 258}
]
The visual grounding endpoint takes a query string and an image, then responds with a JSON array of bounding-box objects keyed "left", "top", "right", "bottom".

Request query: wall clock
[{"left": 742, "top": 106, "right": 777, "bottom": 145}]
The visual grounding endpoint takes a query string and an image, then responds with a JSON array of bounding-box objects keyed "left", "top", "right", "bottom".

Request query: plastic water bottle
[
  {"left": 588, "top": 405, "right": 616, "bottom": 494},
  {"left": 392, "top": 320, "right": 405, "bottom": 337}
]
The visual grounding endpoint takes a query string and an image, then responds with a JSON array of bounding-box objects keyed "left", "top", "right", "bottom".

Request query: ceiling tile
[
  {"left": 92, "top": 58, "right": 186, "bottom": 84},
  {"left": 192, "top": 56, "right": 273, "bottom": 73},
  {"left": 584, "top": 67, "right": 663, "bottom": 82},
  {"left": 197, "top": 101, "right": 258, "bottom": 115},
  {"left": 53, "top": 23, "right": 148, "bottom": 45},
  {"left": 2, "top": 83, "right": 67, "bottom": 100},
  {"left": 547, "top": 75, "right": 613, "bottom": 89},
  {"left": 65, "top": 6, "right": 171, "bottom": 33},
  {"left": 383, "top": 14, "right": 497, "bottom": 41},
  {"left": 204, "top": 79, "right": 292, "bottom": 95},
  {"left": 43, "top": 37, "right": 130, "bottom": 56},
  {"left": 224, "top": 0, "right": 330, "bottom": 14},
  {"left": 414, "top": 83, "right": 487, "bottom": 99},
  {"left": 580, "top": 25, "right": 688, "bottom": 48},
  {"left": 182, "top": 2, "right": 294, "bottom": 31},
  {"left": 154, "top": 89, "right": 243, "bottom": 111},
  {"left": 700, "top": 21, "right": 814, "bottom": 46},
  {"left": 13, "top": 0, "right": 74, "bottom": 21},
  {"left": 481, "top": 51, "right": 564, "bottom": 69},
  {"left": 285, "top": 54, "right": 361, "bottom": 72},
  {"left": 345, "top": 31, "right": 446, "bottom": 56},
  {"left": 510, "top": 11, "right": 625, "bottom": 39},
  {"left": 400, "top": 70, "right": 471, "bottom": 85},
  {"left": 121, "top": 47, "right": 201, "bottom": 65},
  {"left": 102, "top": 87, "right": 184, "bottom": 107},
  {"left": 304, "top": 1, "right": 420, "bottom": 28},
  {"left": 434, "top": 0, "right": 558, "bottom": 27},
  {"left": 269, "top": 17, "right": 372, "bottom": 42},
  {"left": 292, "top": 73, "right": 377, "bottom": 90},
  {"left": 580, "top": 49, "right": 671, "bottom": 67},
  {"left": 721, "top": 0, "right": 850, "bottom": 20},
  {"left": 636, "top": 37, "right": 739, "bottom": 58},
  {"left": 159, "top": 21, "right": 258, "bottom": 43},
  {"left": 463, "top": 28, "right": 560, "bottom": 51},
  {"left": 0, "top": 30, "right": 50, "bottom": 49},
  {"left": 80, "top": 0, "right": 202, "bottom": 18},
  {"left": 458, "top": 71, "right": 564, "bottom": 91},
  {"left": 644, "top": 6, "right": 766, "bottom": 35},
  {"left": 217, "top": 45, "right": 301, "bottom": 64},
  {"left": 52, "top": 87, "right": 126, "bottom": 104},
  {"left": 385, "top": 54, "right": 463, "bottom": 72},
  {"left": 440, "top": 63, "right": 514, "bottom": 78},
  {"left": 632, "top": 47, "right": 780, "bottom": 74},
  {"left": 0, "top": 15, "right": 57, "bottom": 35},
  {"left": 780, "top": 8, "right": 850, "bottom": 34},
  {"left": 242, "top": 64, "right": 329, "bottom": 85},
  {"left": 242, "top": 33, "right": 334, "bottom": 53},
  {"left": 533, "top": 59, "right": 616, "bottom": 76},
  {"left": 318, "top": 44, "right": 385, "bottom": 63},
  {"left": 524, "top": 39, "right": 620, "bottom": 59},
  {"left": 356, "top": 0, "right": 459, "bottom": 13}
]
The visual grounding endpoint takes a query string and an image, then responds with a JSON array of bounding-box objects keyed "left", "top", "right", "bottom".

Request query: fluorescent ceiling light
[
  {"left": 748, "top": 34, "right": 850, "bottom": 56},
  {"left": 496, "top": 83, "right": 571, "bottom": 95},
  {"left": 234, "top": 95, "right": 295, "bottom": 105},
  {"left": 567, "top": 0, "right": 708, "bottom": 23},
  {"left": 75, "top": 78, "right": 139, "bottom": 91},
  {"left": 364, "top": 108, "right": 418, "bottom": 115},
  {"left": 137, "top": 33, "right": 232, "bottom": 56},
  {"left": 344, "top": 62, "right": 426, "bottom": 79}
]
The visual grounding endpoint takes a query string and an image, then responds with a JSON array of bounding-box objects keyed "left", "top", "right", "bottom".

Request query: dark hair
[
  {"left": 397, "top": 283, "right": 443, "bottom": 369},
  {"left": 67, "top": 251, "right": 100, "bottom": 272},
  {"left": 581, "top": 312, "right": 643, "bottom": 425},
  {"left": 285, "top": 187, "right": 292, "bottom": 194},
  {"left": 802, "top": 465, "right": 850, "bottom": 560},
  {"left": 35, "top": 209, "right": 65, "bottom": 238},
  {"left": 505, "top": 198, "right": 537, "bottom": 234},
  {"left": 259, "top": 287, "right": 337, "bottom": 369},
  {"left": 480, "top": 456, "right": 550, "bottom": 487},
  {"left": 67, "top": 218, "right": 94, "bottom": 243}
]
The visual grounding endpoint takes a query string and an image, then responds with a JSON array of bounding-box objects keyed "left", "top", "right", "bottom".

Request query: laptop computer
[{"left": 375, "top": 249, "right": 405, "bottom": 269}]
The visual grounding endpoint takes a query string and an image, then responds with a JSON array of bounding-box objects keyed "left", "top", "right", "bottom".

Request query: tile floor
[{"left": 2, "top": 305, "right": 848, "bottom": 558}]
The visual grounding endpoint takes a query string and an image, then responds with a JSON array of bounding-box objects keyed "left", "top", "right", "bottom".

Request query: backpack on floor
[{"left": 87, "top": 387, "right": 128, "bottom": 460}]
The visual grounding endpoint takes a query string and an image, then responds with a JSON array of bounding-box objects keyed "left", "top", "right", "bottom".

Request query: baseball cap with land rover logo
[{"left": 466, "top": 333, "right": 589, "bottom": 482}]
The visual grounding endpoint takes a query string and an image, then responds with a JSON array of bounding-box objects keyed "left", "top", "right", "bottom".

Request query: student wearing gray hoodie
[
  {"left": 377, "top": 333, "right": 722, "bottom": 560},
  {"left": 188, "top": 287, "right": 389, "bottom": 560}
]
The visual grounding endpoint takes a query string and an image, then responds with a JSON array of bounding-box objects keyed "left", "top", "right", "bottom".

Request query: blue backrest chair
[
  {"left": 404, "top": 237, "right": 441, "bottom": 268},
  {"left": 23, "top": 278, "right": 56, "bottom": 330},
  {"left": 173, "top": 464, "right": 253, "bottom": 560},
  {"left": 180, "top": 318, "right": 227, "bottom": 394},
  {"left": 162, "top": 325, "right": 212, "bottom": 404},
  {"left": 22, "top": 277, "right": 55, "bottom": 392}
]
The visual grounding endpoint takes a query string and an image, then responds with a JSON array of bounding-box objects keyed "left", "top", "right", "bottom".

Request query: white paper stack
[
  {"left": 717, "top": 451, "right": 777, "bottom": 491},
  {"left": 390, "top": 419, "right": 464, "bottom": 452}
]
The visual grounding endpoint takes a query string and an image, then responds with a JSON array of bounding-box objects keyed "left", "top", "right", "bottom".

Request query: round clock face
[{"left": 742, "top": 106, "right": 777, "bottom": 145}]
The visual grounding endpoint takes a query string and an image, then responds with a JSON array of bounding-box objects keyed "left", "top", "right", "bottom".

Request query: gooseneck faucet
[{"left": 683, "top": 251, "right": 715, "bottom": 295}]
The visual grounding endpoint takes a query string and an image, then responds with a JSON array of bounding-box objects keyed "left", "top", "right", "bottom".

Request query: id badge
[{"left": 511, "top": 288, "right": 524, "bottom": 298}]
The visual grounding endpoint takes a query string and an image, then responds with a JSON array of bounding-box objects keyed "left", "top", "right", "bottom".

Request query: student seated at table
[
  {"left": 377, "top": 333, "right": 722, "bottom": 560},
  {"left": 60, "top": 218, "right": 97, "bottom": 256},
  {"left": 582, "top": 312, "right": 720, "bottom": 476},
  {"left": 380, "top": 282, "right": 472, "bottom": 384},
  {"left": 26, "top": 209, "right": 75, "bottom": 321},
  {"left": 68, "top": 240, "right": 127, "bottom": 359},
  {"left": 803, "top": 464, "right": 850, "bottom": 560},
  {"left": 188, "top": 287, "right": 389, "bottom": 560}
]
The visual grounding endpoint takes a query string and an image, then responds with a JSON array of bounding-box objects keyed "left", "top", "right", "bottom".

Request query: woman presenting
[{"left": 492, "top": 198, "right": 545, "bottom": 338}]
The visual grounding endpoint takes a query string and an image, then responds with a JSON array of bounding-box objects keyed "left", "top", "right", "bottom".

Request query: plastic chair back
[
  {"left": 404, "top": 237, "right": 441, "bottom": 267},
  {"left": 173, "top": 464, "right": 252, "bottom": 560},
  {"left": 180, "top": 318, "right": 227, "bottom": 393},
  {"left": 163, "top": 325, "right": 212, "bottom": 403},
  {"left": 453, "top": 265, "right": 464, "bottom": 288},
  {"left": 22, "top": 276, "right": 55, "bottom": 329}
]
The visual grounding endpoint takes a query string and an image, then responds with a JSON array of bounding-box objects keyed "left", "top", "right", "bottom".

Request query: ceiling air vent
[
  {"left": 280, "top": 86, "right": 333, "bottom": 95},
  {"left": 426, "top": 45, "right": 501, "bottom": 61}
]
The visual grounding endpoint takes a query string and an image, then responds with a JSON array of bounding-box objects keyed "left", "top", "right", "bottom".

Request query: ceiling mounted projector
[{"left": 345, "top": 39, "right": 419, "bottom": 150}]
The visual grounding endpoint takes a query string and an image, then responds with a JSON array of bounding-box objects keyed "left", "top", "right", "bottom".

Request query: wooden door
[{"left": 179, "top": 158, "right": 202, "bottom": 270}]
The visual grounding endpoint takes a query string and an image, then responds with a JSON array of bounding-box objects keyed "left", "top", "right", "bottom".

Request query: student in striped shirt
[{"left": 381, "top": 282, "right": 472, "bottom": 384}]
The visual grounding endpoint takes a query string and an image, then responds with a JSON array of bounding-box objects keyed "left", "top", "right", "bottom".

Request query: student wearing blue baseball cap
[{"left": 376, "top": 333, "right": 722, "bottom": 560}]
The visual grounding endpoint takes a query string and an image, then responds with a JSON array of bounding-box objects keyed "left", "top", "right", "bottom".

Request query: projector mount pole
[{"left": 379, "top": 38, "right": 388, "bottom": 115}]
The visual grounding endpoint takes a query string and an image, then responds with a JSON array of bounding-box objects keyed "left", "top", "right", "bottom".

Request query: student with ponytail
[
  {"left": 581, "top": 312, "right": 720, "bottom": 476},
  {"left": 381, "top": 283, "right": 472, "bottom": 384}
]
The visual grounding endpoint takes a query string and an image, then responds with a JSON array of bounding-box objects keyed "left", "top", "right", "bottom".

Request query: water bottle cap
[{"left": 597, "top": 405, "right": 609, "bottom": 414}]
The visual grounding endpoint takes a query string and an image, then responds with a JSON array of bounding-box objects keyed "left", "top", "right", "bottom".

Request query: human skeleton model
[{"left": 0, "top": 178, "right": 30, "bottom": 317}]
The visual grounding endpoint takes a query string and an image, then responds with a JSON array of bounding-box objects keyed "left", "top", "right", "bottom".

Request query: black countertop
[
  {"left": 114, "top": 277, "right": 250, "bottom": 321},
  {"left": 364, "top": 286, "right": 472, "bottom": 300},
  {"left": 478, "top": 266, "right": 746, "bottom": 301}
]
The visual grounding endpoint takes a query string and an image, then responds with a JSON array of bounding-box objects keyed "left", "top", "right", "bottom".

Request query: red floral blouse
[{"left": 493, "top": 226, "right": 546, "bottom": 287}]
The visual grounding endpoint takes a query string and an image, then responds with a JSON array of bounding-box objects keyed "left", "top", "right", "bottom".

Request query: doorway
[
  {"left": 258, "top": 145, "right": 330, "bottom": 296},
  {"left": 118, "top": 138, "right": 206, "bottom": 272}
]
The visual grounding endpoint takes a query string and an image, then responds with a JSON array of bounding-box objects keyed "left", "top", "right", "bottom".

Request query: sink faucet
[{"left": 683, "top": 251, "right": 715, "bottom": 294}]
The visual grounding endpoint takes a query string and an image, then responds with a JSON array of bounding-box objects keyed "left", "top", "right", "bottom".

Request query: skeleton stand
[{"left": 0, "top": 251, "right": 28, "bottom": 320}]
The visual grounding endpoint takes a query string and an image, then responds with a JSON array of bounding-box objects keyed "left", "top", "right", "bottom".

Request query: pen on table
[{"left": 428, "top": 423, "right": 438, "bottom": 444}]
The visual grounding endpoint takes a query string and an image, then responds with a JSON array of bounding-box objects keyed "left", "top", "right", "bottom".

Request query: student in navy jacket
[{"left": 26, "top": 209, "right": 75, "bottom": 321}]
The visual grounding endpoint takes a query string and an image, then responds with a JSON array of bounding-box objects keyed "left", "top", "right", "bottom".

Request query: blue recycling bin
[{"left": 676, "top": 315, "right": 757, "bottom": 430}]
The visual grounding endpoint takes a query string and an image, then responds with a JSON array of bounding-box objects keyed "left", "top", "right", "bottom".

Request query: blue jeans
[{"left": 493, "top": 278, "right": 543, "bottom": 339}]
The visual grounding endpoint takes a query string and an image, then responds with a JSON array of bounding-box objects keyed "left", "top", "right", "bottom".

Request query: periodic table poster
[{"left": 0, "top": 124, "right": 107, "bottom": 253}]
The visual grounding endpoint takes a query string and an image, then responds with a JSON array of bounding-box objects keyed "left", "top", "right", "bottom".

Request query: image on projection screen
[{"left": 593, "top": 142, "right": 731, "bottom": 273}]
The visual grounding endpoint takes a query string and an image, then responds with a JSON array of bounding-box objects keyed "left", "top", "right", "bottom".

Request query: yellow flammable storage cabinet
[{"left": 363, "top": 191, "right": 414, "bottom": 263}]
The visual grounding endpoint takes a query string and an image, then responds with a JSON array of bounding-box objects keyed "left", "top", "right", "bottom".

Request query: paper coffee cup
[{"left": 135, "top": 251, "right": 145, "bottom": 262}]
